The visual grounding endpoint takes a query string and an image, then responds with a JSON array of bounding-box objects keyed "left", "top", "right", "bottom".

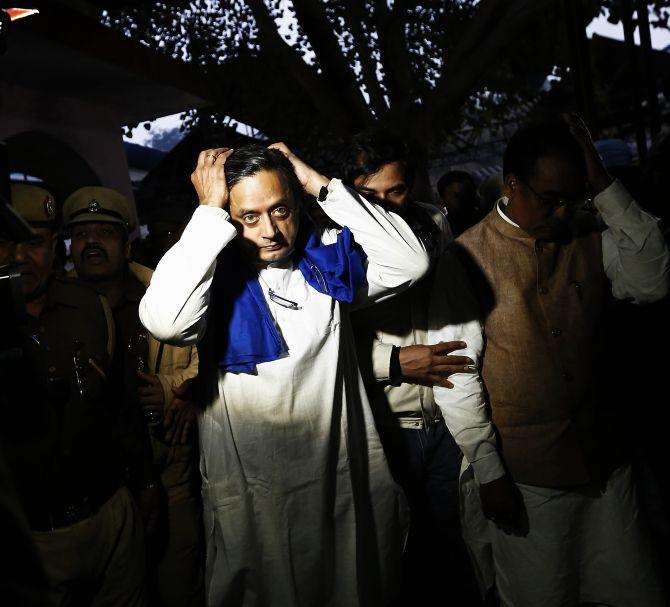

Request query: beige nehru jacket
[{"left": 450, "top": 180, "right": 669, "bottom": 486}]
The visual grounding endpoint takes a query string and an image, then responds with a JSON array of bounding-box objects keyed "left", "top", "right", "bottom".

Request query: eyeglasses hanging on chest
[{"left": 268, "top": 288, "right": 301, "bottom": 310}]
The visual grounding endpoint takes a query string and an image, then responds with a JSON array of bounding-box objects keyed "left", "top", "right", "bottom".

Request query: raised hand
[
  {"left": 268, "top": 142, "right": 329, "bottom": 197},
  {"left": 563, "top": 113, "right": 613, "bottom": 195},
  {"left": 191, "top": 147, "right": 235, "bottom": 208}
]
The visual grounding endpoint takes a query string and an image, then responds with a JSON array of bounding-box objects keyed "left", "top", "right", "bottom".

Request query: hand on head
[
  {"left": 563, "top": 113, "right": 613, "bottom": 194},
  {"left": 267, "top": 142, "right": 329, "bottom": 198},
  {"left": 191, "top": 148, "right": 235, "bottom": 208},
  {"left": 193, "top": 144, "right": 329, "bottom": 204},
  {"left": 191, "top": 144, "right": 329, "bottom": 263}
]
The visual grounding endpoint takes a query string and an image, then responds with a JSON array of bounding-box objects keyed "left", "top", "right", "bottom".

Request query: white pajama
[{"left": 484, "top": 465, "right": 663, "bottom": 607}]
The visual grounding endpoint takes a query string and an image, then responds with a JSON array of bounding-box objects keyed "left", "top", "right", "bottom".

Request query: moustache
[{"left": 81, "top": 245, "right": 109, "bottom": 261}]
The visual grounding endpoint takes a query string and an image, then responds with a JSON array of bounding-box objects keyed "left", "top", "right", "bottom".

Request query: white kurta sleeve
[
  {"left": 597, "top": 179, "right": 670, "bottom": 303},
  {"left": 319, "top": 179, "right": 430, "bottom": 306},
  {"left": 139, "top": 206, "right": 237, "bottom": 346},
  {"left": 428, "top": 252, "right": 505, "bottom": 484}
]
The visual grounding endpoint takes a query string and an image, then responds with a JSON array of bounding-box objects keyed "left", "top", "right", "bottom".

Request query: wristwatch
[
  {"left": 317, "top": 185, "right": 329, "bottom": 202},
  {"left": 389, "top": 345, "right": 402, "bottom": 385}
]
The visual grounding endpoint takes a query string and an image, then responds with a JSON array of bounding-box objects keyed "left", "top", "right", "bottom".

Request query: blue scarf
[{"left": 213, "top": 221, "right": 367, "bottom": 373}]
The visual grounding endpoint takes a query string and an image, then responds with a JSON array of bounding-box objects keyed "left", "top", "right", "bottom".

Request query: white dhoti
[{"left": 461, "top": 464, "right": 664, "bottom": 607}]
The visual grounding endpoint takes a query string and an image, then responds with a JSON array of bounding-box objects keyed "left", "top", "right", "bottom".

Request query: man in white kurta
[{"left": 139, "top": 144, "right": 430, "bottom": 606}]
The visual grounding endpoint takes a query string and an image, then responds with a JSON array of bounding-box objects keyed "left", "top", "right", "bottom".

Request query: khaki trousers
[
  {"left": 32, "top": 487, "right": 146, "bottom": 607},
  {"left": 147, "top": 495, "right": 204, "bottom": 607},
  {"left": 148, "top": 433, "right": 203, "bottom": 606}
]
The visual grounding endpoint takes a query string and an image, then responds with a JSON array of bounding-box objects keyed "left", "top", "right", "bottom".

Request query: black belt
[{"left": 27, "top": 485, "right": 120, "bottom": 531}]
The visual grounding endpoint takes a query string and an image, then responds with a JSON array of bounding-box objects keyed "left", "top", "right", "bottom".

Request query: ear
[
  {"left": 124, "top": 239, "right": 131, "bottom": 261},
  {"left": 503, "top": 173, "right": 518, "bottom": 199},
  {"left": 50, "top": 232, "right": 58, "bottom": 256}
]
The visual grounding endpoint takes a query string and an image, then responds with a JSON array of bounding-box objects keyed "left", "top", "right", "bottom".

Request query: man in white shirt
[
  {"left": 139, "top": 143, "right": 430, "bottom": 606},
  {"left": 343, "top": 130, "right": 482, "bottom": 604},
  {"left": 428, "top": 116, "right": 668, "bottom": 606}
]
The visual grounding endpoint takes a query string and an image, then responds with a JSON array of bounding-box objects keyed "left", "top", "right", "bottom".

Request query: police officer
[
  {"left": 63, "top": 187, "right": 203, "bottom": 607},
  {"left": 0, "top": 184, "right": 157, "bottom": 606}
]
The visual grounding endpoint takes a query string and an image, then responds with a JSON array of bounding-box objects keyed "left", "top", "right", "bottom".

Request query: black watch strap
[
  {"left": 317, "top": 185, "right": 329, "bottom": 202},
  {"left": 389, "top": 345, "right": 402, "bottom": 385}
]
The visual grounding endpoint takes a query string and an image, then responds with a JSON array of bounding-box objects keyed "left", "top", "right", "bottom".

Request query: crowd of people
[{"left": 0, "top": 115, "right": 668, "bottom": 607}]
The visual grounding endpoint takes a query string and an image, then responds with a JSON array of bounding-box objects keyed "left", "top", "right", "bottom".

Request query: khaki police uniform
[
  {"left": 1, "top": 184, "right": 150, "bottom": 607},
  {"left": 64, "top": 187, "right": 204, "bottom": 607}
]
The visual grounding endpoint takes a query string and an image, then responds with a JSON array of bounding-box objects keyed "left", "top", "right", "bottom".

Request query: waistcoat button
[{"left": 551, "top": 328, "right": 562, "bottom": 337}]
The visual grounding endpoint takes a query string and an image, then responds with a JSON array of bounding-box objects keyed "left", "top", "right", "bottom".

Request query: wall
[{"left": 0, "top": 81, "right": 137, "bottom": 223}]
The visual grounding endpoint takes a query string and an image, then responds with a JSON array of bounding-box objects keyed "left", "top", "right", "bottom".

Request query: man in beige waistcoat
[{"left": 427, "top": 116, "right": 669, "bottom": 606}]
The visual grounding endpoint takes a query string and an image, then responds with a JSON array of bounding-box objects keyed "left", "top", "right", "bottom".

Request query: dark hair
[
  {"left": 436, "top": 170, "right": 477, "bottom": 197},
  {"left": 503, "top": 120, "right": 585, "bottom": 181},
  {"left": 341, "top": 129, "right": 415, "bottom": 188},
  {"left": 225, "top": 145, "right": 303, "bottom": 202}
]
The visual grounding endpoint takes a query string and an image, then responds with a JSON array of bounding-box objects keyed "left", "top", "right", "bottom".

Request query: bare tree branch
[
  {"left": 291, "top": 0, "right": 372, "bottom": 127},
  {"left": 344, "top": 0, "right": 389, "bottom": 117},
  {"left": 419, "top": 0, "right": 555, "bottom": 139},
  {"left": 246, "top": 0, "right": 362, "bottom": 133},
  {"left": 104, "top": 0, "right": 609, "bottom": 150},
  {"left": 373, "top": 0, "right": 415, "bottom": 118}
]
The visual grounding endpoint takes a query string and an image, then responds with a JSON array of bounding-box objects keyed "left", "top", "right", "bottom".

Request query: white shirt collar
[{"left": 496, "top": 196, "right": 520, "bottom": 228}]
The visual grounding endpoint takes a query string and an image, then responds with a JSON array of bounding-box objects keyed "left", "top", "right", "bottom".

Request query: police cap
[
  {"left": 10, "top": 183, "right": 57, "bottom": 228},
  {"left": 63, "top": 186, "right": 134, "bottom": 232}
]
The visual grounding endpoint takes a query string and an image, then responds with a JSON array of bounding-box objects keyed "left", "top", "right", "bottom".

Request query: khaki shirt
[
  {"left": 74, "top": 263, "right": 199, "bottom": 503},
  {"left": 0, "top": 278, "right": 153, "bottom": 515}
]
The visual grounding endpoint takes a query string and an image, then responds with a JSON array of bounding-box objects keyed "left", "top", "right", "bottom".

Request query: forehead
[
  {"left": 71, "top": 221, "right": 125, "bottom": 242},
  {"left": 0, "top": 227, "right": 52, "bottom": 248},
  {"left": 229, "top": 169, "right": 296, "bottom": 212},
  {"left": 355, "top": 161, "right": 407, "bottom": 191},
  {"left": 531, "top": 155, "right": 586, "bottom": 193}
]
